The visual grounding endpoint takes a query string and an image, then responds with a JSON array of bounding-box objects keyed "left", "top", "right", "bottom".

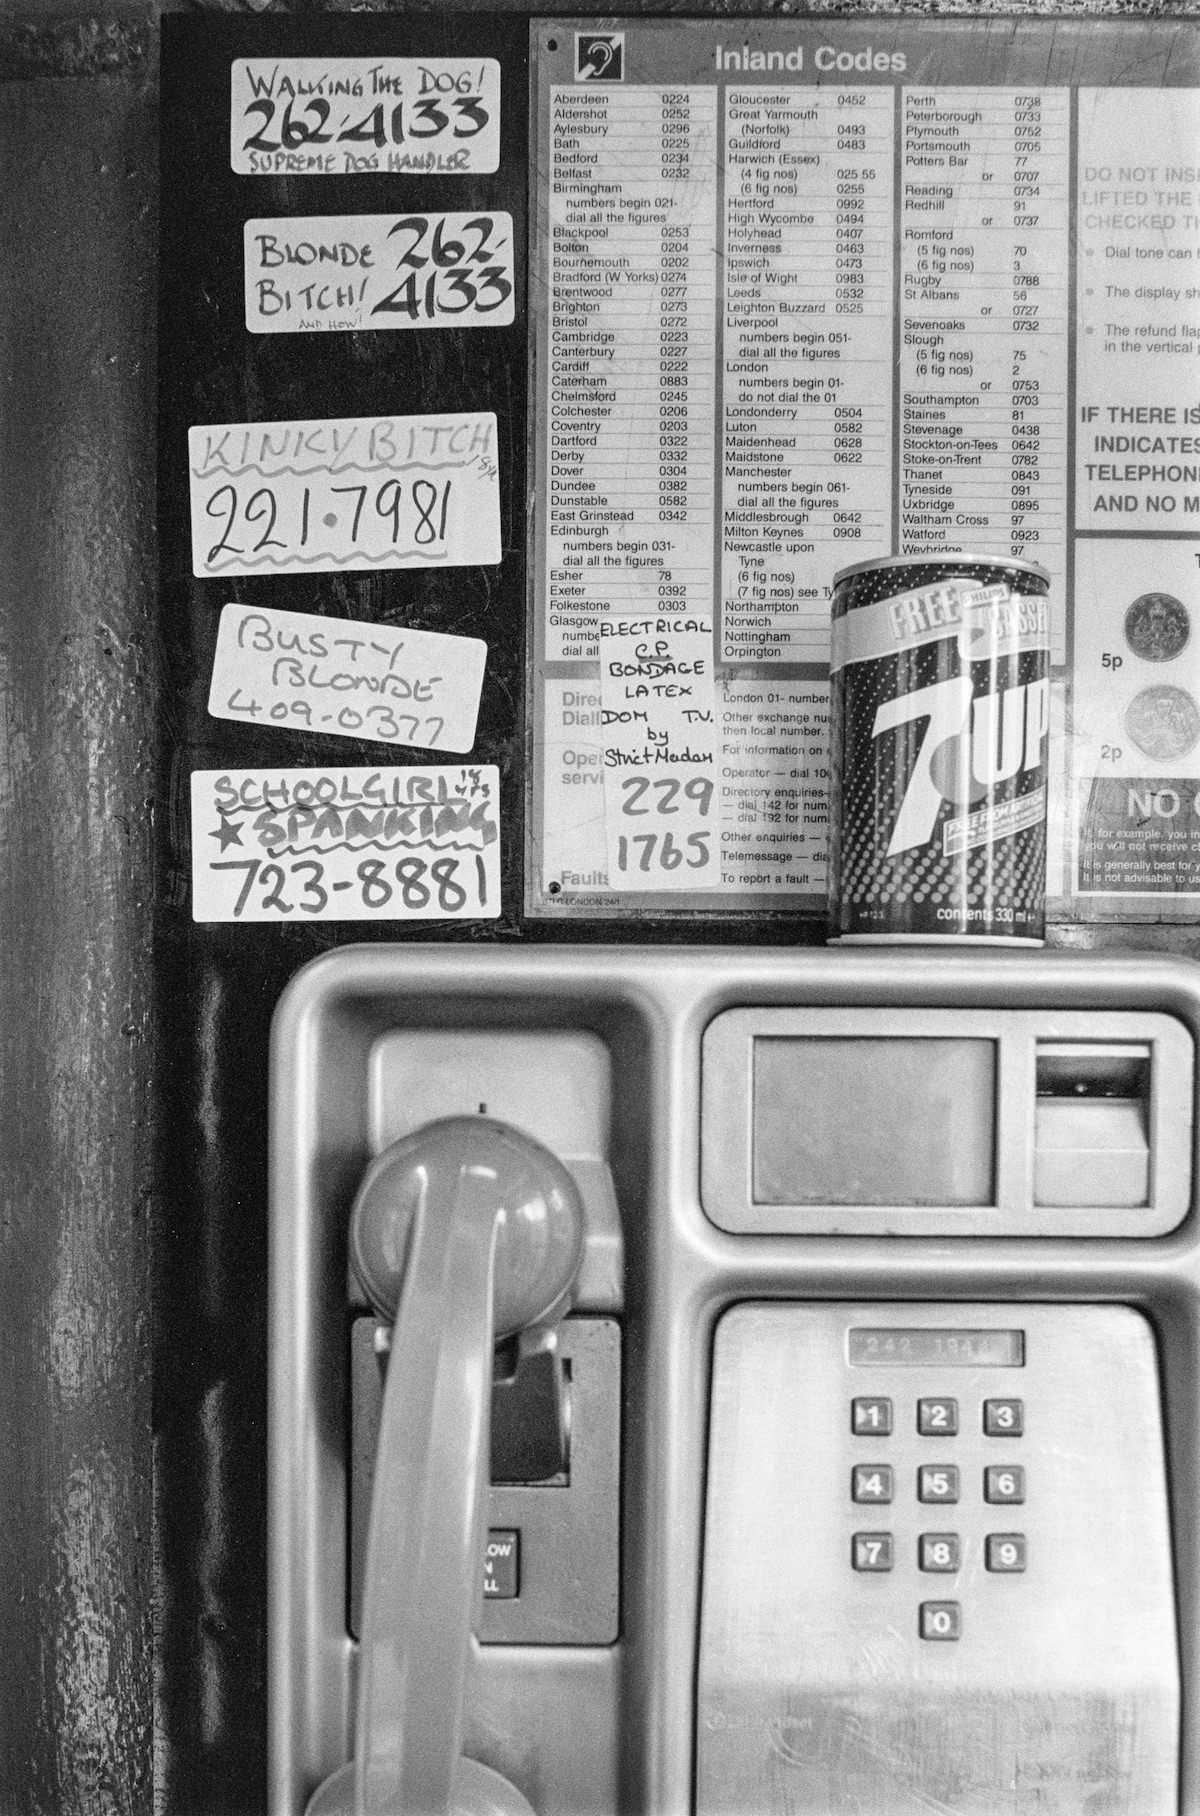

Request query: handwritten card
[
  {"left": 208, "top": 604, "right": 486, "bottom": 752},
  {"left": 599, "top": 615, "right": 718, "bottom": 890},
  {"left": 244, "top": 213, "right": 515, "bottom": 333},
  {"left": 191, "top": 765, "right": 500, "bottom": 922},
  {"left": 188, "top": 413, "right": 500, "bottom": 577},
  {"left": 230, "top": 58, "right": 501, "bottom": 176}
]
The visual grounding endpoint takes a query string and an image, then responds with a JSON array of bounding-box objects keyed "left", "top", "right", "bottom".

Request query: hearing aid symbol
[{"left": 306, "top": 1117, "right": 584, "bottom": 1816}]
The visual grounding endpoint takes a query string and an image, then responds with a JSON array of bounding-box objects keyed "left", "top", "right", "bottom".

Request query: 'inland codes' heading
[{"left": 714, "top": 43, "right": 908, "bottom": 73}]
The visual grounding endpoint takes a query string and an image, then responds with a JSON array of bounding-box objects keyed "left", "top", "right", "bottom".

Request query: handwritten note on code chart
[
  {"left": 188, "top": 413, "right": 500, "bottom": 577},
  {"left": 191, "top": 764, "right": 501, "bottom": 922},
  {"left": 208, "top": 605, "right": 487, "bottom": 752},
  {"left": 600, "top": 615, "right": 718, "bottom": 891}
]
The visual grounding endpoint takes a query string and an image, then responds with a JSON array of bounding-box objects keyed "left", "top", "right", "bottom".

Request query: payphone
[{"left": 268, "top": 942, "right": 1200, "bottom": 1815}]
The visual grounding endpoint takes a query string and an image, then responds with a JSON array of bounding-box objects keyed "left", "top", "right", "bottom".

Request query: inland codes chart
[{"left": 526, "top": 17, "right": 1200, "bottom": 921}]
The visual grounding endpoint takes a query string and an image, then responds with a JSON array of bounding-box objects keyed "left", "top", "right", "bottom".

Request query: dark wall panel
[{"left": 0, "top": 66, "right": 156, "bottom": 1816}]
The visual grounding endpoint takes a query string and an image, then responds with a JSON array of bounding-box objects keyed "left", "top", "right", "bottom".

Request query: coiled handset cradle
[{"left": 307, "top": 1116, "right": 585, "bottom": 1816}]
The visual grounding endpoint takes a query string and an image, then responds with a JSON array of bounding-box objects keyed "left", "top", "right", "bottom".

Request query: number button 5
[{"left": 918, "top": 1465, "right": 960, "bottom": 1504}]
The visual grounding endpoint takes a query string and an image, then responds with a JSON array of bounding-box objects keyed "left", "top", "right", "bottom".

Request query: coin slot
[{"left": 1034, "top": 1042, "right": 1151, "bottom": 1208}]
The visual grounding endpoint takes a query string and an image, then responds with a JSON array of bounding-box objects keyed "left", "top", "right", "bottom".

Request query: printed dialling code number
[
  {"left": 203, "top": 475, "right": 453, "bottom": 567},
  {"left": 211, "top": 852, "right": 488, "bottom": 917},
  {"left": 614, "top": 776, "right": 714, "bottom": 874},
  {"left": 238, "top": 84, "right": 490, "bottom": 158}
]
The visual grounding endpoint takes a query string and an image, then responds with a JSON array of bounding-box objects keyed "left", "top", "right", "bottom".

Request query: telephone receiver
[{"left": 306, "top": 1116, "right": 586, "bottom": 1816}]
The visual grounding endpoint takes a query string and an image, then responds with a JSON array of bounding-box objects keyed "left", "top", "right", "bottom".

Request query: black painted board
[
  {"left": 155, "top": 17, "right": 530, "bottom": 1812},
  {"left": 158, "top": 10, "right": 531, "bottom": 935}
]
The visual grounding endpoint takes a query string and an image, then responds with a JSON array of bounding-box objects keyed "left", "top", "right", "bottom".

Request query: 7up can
[{"left": 829, "top": 555, "right": 1051, "bottom": 944}]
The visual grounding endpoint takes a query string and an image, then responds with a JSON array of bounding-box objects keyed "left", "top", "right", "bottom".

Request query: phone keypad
[
  {"left": 850, "top": 1393, "right": 1027, "bottom": 1639},
  {"left": 701, "top": 1304, "right": 1178, "bottom": 1810}
]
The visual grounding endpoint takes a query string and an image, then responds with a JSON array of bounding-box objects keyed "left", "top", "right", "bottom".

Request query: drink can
[{"left": 828, "top": 553, "right": 1051, "bottom": 944}]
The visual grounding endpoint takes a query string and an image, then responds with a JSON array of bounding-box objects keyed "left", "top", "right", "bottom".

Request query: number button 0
[
  {"left": 852, "top": 1465, "right": 894, "bottom": 1504},
  {"left": 984, "top": 1398, "right": 1024, "bottom": 1436},
  {"left": 852, "top": 1397, "right": 893, "bottom": 1435},
  {"left": 918, "top": 1464, "right": 960, "bottom": 1504},
  {"left": 852, "top": 1532, "right": 894, "bottom": 1572},
  {"left": 984, "top": 1464, "right": 1026, "bottom": 1504},
  {"left": 920, "top": 1601, "right": 961, "bottom": 1641}
]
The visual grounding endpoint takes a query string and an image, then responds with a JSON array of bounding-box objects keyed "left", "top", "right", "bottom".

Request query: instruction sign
[{"left": 526, "top": 16, "right": 1200, "bottom": 919}]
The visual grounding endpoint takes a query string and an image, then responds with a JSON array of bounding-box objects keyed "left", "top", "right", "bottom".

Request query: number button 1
[{"left": 852, "top": 1397, "right": 893, "bottom": 1435}]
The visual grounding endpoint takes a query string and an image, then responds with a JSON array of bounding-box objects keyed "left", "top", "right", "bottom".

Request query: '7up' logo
[{"left": 874, "top": 675, "right": 1049, "bottom": 857}]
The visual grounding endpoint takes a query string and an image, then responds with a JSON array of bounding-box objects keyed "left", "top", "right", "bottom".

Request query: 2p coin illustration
[{"left": 1124, "top": 685, "right": 1200, "bottom": 762}]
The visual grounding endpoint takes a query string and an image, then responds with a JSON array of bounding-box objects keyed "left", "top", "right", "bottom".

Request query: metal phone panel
[
  {"left": 701, "top": 1007, "right": 1193, "bottom": 1236},
  {"left": 697, "top": 1301, "right": 1179, "bottom": 1816},
  {"left": 269, "top": 945, "right": 1200, "bottom": 1816}
]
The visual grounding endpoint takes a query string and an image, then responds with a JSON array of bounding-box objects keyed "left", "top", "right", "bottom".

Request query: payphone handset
[{"left": 306, "top": 1117, "right": 584, "bottom": 1816}]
